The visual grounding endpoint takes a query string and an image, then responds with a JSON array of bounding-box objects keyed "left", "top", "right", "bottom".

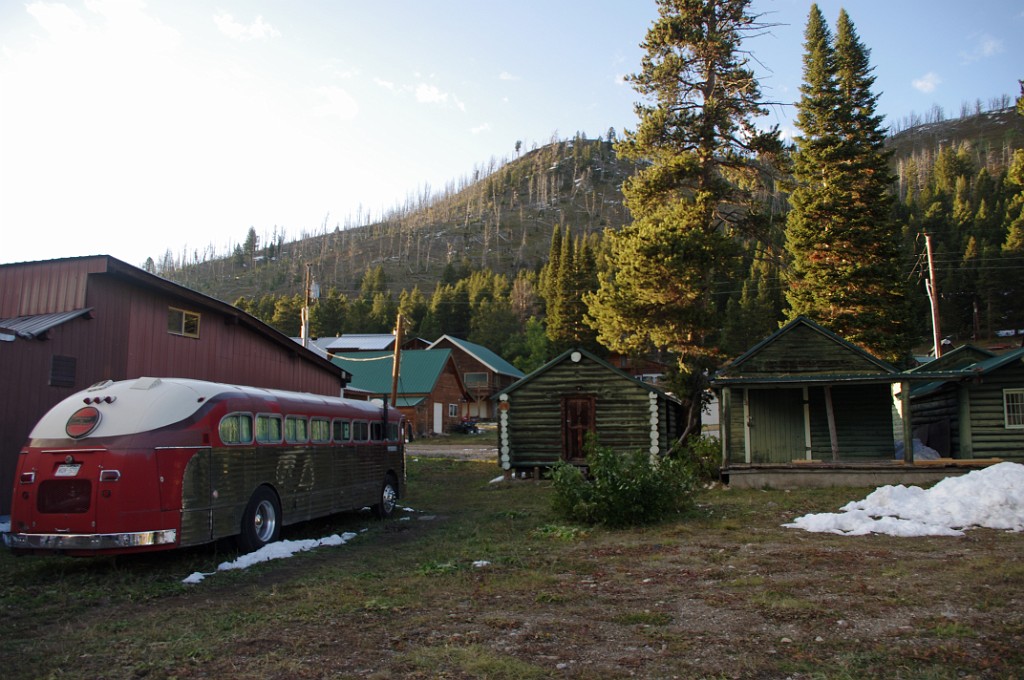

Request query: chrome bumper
[{"left": 4, "top": 529, "right": 177, "bottom": 551}]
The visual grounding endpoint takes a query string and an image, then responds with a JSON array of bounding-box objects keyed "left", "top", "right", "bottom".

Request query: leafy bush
[
  {"left": 550, "top": 442, "right": 698, "bottom": 527},
  {"left": 681, "top": 435, "right": 721, "bottom": 484}
]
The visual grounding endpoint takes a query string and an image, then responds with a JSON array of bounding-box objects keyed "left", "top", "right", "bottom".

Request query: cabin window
[
  {"left": 1005, "top": 389, "right": 1024, "bottom": 429},
  {"left": 352, "top": 421, "right": 369, "bottom": 442},
  {"left": 255, "top": 414, "right": 282, "bottom": 443},
  {"left": 167, "top": 307, "right": 201, "bottom": 338},
  {"left": 310, "top": 418, "right": 331, "bottom": 443},
  {"left": 284, "top": 415, "right": 308, "bottom": 443},
  {"left": 333, "top": 419, "right": 351, "bottom": 442},
  {"left": 371, "top": 422, "right": 384, "bottom": 441},
  {"left": 448, "top": 403, "right": 458, "bottom": 418},
  {"left": 219, "top": 413, "right": 253, "bottom": 444},
  {"left": 464, "top": 372, "right": 488, "bottom": 387}
]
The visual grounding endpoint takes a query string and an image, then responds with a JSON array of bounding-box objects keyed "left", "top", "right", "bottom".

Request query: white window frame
[
  {"left": 1005, "top": 389, "right": 1024, "bottom": 429},
  {"left": 448, "top": 403, "right": 458, "bottom": 418},
  {"left": 168, "top": 307, "right": 201, "bottom": 338}
]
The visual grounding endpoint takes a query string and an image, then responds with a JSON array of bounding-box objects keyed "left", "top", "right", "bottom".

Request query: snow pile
[
  {"left": 785, "top": 462, "right": 1024, "bottom": 537},
  {"left": 183, "top": 532, "right": 357, "bottom": 584},
  {"left": 0, "top": 518, "right": 9, "bottom": 533}
]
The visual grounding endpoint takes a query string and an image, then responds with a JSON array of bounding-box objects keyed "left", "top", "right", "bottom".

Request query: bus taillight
[
  {"left": 99, "top": 469, "right": 121, "bottom": 482},
  {"left": 19, "top": 471, "right": 35, "bottom": 484}
]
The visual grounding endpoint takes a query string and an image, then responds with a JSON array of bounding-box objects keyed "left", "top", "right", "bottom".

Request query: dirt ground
[{"left": 407, "top": 439, "right": 497, "bottom": 461}]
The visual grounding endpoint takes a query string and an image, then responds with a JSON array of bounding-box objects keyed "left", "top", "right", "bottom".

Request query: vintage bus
[{"left": 6, "top": 377, "right": 406, "bottom": 556}]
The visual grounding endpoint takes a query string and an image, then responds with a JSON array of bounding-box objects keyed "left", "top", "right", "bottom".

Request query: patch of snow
[
  {"left": 472, "top": 560, "right": 491, "bottom": 568},
  {"left": 785, "top": 462, "right": 1024, "bottom": 537},
  {"left": 0, "top": 517, "right": 9, "bottom": 533},
  {"left": 182, "top": 532, "right": 358, "bottom": 584}
]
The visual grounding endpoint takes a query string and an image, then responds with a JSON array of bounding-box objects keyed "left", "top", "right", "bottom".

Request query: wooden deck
[{"left": 722, "top": 458, "right": 1002, "bottom": 489}]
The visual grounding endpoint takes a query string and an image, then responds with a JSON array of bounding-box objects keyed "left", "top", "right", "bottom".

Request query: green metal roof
[
  {"left": 332, "top": 349, "right": 454, "bottom": 396},
  {"left": 428, "top": 335, "right": 524, "bottom": 378}
]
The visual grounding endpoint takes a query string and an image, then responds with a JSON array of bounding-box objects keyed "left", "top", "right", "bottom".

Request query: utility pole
[
  {"left": 390, "top": 314, "right": 403, "bottom": 407},
  {"left": 301, "top": 263, "right": 311, "bottom": 348},
  {"left": 924, "top": 233, "right": 943, "bottom": 358}
]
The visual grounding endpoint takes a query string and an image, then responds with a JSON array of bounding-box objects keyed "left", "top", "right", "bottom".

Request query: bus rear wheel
[
  {"left": 374, "top": 474, "right": 399, "bottom": 519},
  {"left": 239, "top": 486, "right": 281, "bottom": 552}
]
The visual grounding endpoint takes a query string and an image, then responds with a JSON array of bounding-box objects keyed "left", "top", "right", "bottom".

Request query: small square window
[{"left": 168, "top": 307, "right": 200, "bottom": 338}]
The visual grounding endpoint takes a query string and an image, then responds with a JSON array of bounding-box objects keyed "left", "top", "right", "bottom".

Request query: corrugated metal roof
[
  {"left": 0, "top": 308, "right": 93, "bottom": 340},
  {"left": 332, "top": 349, "right": 454, "bottom": 395},
  {"left": 325, "top": 334, "right": 396, "bottom": 351},
  {"left": 427, "top": 335, "right": 524, "bottom": 378}
]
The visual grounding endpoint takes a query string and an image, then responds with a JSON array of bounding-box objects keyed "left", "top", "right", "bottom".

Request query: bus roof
[{"left": 29, "top": 377, "right": 386, "bottom": 440}]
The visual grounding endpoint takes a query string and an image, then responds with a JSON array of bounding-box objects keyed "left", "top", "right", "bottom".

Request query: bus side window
[
  {"left": 387, "top": 422, "right": 400, "bottom": 442},
  {"left": 311, "top": 417, "right": 331, "bottom": 443},
  {"left": 219, "top": 413, "right": 253, "bottom": 444},
  {"left": 333, "top": 419, "right": 351, "bottom": 443},
  {"left": 285, "top": 415, "right": 308, "bottom": 443},
  {"left": 371, "top": 422, "right": 384, "bottom": 441},
  {"left": 256, "top": 414, "right": 282, "bottom": 444},
  {"left": 352, "top": 421, "right": 369, "bottom": 442}
]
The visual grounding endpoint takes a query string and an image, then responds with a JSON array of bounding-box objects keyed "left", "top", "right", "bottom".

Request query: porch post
[
  {"left": 900, "top": 380, "right": 914, "bottom": 464},
  {"left": 824, "top": 385, "right": 839, "bottom": 461},
  {"left": 720, "top": 387, "right": 731, "bottom": 468},
  {"left": 957, "top": 384, "right": 973, "bottom": 459}
]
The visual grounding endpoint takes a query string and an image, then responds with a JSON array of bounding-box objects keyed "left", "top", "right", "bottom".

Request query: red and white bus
[{"left": 6, "top": 377, "right": 406, "bottom": 556}]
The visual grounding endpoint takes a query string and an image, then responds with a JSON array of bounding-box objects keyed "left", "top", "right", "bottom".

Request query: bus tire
[
  {"left": 374, "top": 473, "right": 399, "bottom": 519},
  {"left": 238, "top": 486, "right": 281, "bottom": 553}
]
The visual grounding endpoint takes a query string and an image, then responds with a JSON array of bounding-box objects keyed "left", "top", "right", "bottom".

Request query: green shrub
[
  {"left": 680, "top": 435, "right": 721, "bottom": 483},
  {"left": 550, "top": 442, "right": 698, "bottom": 527}
]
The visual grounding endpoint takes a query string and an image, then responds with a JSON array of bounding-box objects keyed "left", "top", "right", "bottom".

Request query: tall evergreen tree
[
  {"left": 785, "top": 6, "right": 910, "bottom": 363},
  {"left": 586, "top": 0, "right": 780, "bottom": 439}
]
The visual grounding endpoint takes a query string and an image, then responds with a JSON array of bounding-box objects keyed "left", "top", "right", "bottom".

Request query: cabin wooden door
[
  {"left": 747, "top": 388, "right": 806, "bottom": 463},
  {"left": 562, "top": 395, "right": 595, "bottom": 462}
]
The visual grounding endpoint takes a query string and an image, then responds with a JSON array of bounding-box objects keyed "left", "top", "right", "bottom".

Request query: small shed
[
  {"left": 711, "top": 317, "right": 925, "bottom": 488},
  {"left": 909, "top": 346, "right": 1024, "bottom": 461},
  {"left": 495, "top": 348, "right": 685, "bottom": 474}
]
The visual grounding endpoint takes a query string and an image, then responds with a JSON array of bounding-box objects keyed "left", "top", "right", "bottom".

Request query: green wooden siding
[
  {"left": 967, "top": 364, "right": 1024, "bottom": 460},
  {"left": 807, "top": 385, "right": 895, "bottom": 460},
  {"left": 733, "top": 324, "right": 893, "bottom": 377},
  {"left": 502, "top": 355, "right": 680, "bottom": 468}
]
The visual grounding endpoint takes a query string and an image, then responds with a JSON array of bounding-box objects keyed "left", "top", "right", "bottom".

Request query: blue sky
[{"left": 1, "top": 0, "right": 1021, "bottom": 268}]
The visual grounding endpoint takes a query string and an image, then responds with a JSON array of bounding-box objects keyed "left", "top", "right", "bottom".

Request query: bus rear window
[
  {"left": 219, "top": 413, "right": 253, "bottom": 444},
  {"left": 311, "top": 418, "right": 330, "bottom": 443},
  {"left": 285, "top": 415, "right": 308, "bottom": 443},
  {"left": 256, "top": 414, "right": 282, "bottom": 443},
  {"left": 352, "top": 421, "right": 369, "bottom": 442},
  {"left": 387, "top": 422, "right": 400, "bottom": 442},
  {"left": 333, "top": 419, "right": 350, "bottom": 442}
]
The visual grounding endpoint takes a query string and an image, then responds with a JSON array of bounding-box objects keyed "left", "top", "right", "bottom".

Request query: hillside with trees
[{"left": 156, "top": 1, "right": 1024, "bottom": 400}]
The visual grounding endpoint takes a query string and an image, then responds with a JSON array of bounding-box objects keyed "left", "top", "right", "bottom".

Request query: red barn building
[{"left": 0, "top": 255, "right": 349, "bottom": 514}]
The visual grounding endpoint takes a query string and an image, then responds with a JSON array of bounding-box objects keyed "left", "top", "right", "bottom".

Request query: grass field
[{"left": 2, "top": 454, "right": 1022, "bottom": 679}]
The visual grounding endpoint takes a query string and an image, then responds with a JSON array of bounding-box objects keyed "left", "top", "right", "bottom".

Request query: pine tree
[
  {"left": 585, "top": 0, "right": 780, "bottom": 439},
  {"left": 784, "top": 6, "right": 910, "bottom": 363}
]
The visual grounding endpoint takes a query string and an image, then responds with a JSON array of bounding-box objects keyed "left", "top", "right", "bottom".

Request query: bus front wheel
[
  {"left": 374, "top": 474, "right": 399, "bottom": 519},
  {"left": 239, "top": 486, "right": 281, "bottom": 552}
]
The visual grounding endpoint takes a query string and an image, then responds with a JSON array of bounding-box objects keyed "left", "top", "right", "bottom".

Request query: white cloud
[
  {"left": 499, "top": 71, "right": 519, "bottom": 81},
  {"left": 959, "top": 32, "right": 1003, "bottom": 64},
  {"left": 471, "top": 123, "right": 491, "bottom": 135},
  {"left": 912, "top": 71, "right": 941, "bottom": 94},
  {"left": 416, "top": 83, "right": 448, "bottom": 104},
  {"left": 214, "top": 12, "right": 280, "bottom": 41},
  {"left": 374, "top": 78, "right": 396, "bottom": 91},
  {"left": 614, "top": 73, "right": 629, "bottom": 85}
]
